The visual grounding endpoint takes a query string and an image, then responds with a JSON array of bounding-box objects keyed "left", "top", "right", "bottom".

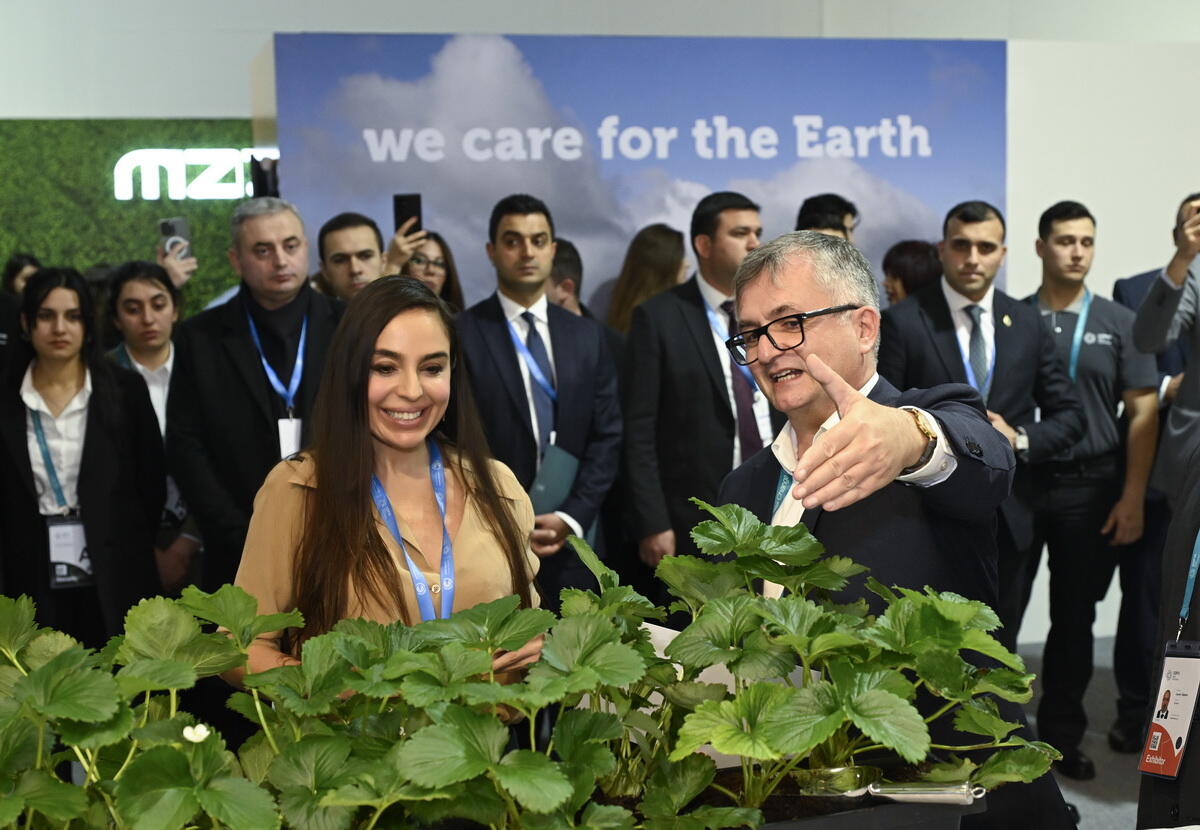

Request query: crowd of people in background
[{"left": 1, "top": 184, "right": 1198, "bottom": 829}]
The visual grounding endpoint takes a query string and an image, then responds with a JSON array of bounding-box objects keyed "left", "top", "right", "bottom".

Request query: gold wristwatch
[{"left": 899, "top": 407, "right": 937, "bottom": 476}]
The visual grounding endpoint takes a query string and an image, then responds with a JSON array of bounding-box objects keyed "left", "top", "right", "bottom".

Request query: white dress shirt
[
  {"left": 940, "top": 276, "right": 996, "bottom": 384},
  {"left": 495, "top": 291, "right": 581, "bottom": 537},
  {"left": 21, "top": 364, "right": 92, "bottom": 516},
  {"left": 123, "top": 342, "right": 174, "bottom": 437},
  {"left": 694, "top": 275, "right": 773, "bottom": 466},
  {"left": 763, "top": 373, "right": 957, "bottom": 598}
]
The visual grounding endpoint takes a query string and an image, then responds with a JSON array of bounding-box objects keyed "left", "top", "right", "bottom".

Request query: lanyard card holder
[
  {"left": 278, "top": 418, "right": 302, "bottom": 459},
  {"left": 1139, "top": 640, "right": 1200, "bottom": 779},
  {"left": 47, "top": 514, "right": 93, "bottom": 589}
]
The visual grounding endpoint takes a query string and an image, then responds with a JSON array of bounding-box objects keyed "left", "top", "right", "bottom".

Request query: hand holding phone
[
  {"left": 156, "top": 217, "right": 198, "bottom": 288},
  {"left": 385, "top": 204, "right": 428, "bottom": 275},
  {"left": 393, "top": 193, "right": 422, "bottom": 233},
  {"left": 159, "top": 217, "right": 191, "bottom": 260}
]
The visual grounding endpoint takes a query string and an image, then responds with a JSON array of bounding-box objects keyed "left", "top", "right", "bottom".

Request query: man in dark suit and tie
[
  {"left": 167, "top": 197, "right": 345, "bottom": 592},
  {"left": 878, "top": 200, "right": 1085, "bottom": 655},
  {"left": 621, "top": 192, "right": 784, "bottom": 609},
  {"left": 1107, "top": 192, "right": 1196, "bottom": 754},
  {"left": 457, "top": 194, "right": 621, "bottom": 612},
  {"left": 718, "top": 230, "right": 1073, "bottom": 830}
]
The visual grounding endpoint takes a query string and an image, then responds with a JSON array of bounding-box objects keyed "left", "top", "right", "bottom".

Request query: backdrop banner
[
  {"left": 0, "top": 119, "right": 259, "bottom": 311},
  {"left": 274, "top": 34, "right": 1006, "bottom": 308}
]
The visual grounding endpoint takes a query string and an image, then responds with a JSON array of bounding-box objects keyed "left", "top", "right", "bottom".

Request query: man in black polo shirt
[{"left": 1026, "top": 201, "right": 1159, "bottom": 780}]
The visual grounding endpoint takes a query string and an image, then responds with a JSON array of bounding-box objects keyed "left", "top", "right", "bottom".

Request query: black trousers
[
  {"left": 994, "top": 516, "right": 1038, "bottom": 653},
  {"left": 1113, "top": 495, "right": 1169, "bottom": 727},
  {"left": 1033, "top": 458, "right": 1122, "bottom": 753}
]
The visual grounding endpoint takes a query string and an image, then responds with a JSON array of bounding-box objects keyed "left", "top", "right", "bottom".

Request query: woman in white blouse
[
  {"left": 0, "top": 268, "right": 164, "bottom": 647},
  {"left": 105, "top": 261, "right": 199, "bottom": 592}
]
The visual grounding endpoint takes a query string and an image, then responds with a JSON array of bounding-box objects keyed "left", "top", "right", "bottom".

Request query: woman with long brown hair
[
  {"left": 228, "top": 276, "right": 540, "bottom": 678},
  {"left": 398, "top": 230, "right": 466, "bottom": 311},
  {"left": 605, "top": 223, "right": 687, "bottom": 333}
]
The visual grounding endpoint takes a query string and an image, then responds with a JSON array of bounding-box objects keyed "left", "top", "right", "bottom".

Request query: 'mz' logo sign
[{"left": 113, "top": 147, "right": 280, "bottom": 201}]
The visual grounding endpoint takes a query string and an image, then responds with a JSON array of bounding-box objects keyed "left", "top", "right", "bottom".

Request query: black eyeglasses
[{"left": 725, "top": 304, "right": 861, "bottom": 365}]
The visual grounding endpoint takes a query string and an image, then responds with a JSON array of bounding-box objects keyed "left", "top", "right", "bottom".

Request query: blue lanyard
[
  {"left": 772, "top": 467, "right": 792, "bottom": 516},
  {"left": 506, "top": 319, "right": 558, "bottom": 403},
  {"left": 1177, "top": 527, "right": 1200, "bottom": 640},
  {"left": 702, "top": 299, "right": 758, "bottom": 389},
  {"left": 245, "top": 311, "right": 307, "bottom": 415},
  {"left": 1066, "top": 289, "right": 1093, "bottom": 382},
  {"left": 30, "top": 411, "right": 68, "bottom": 509},
  {"left": 370, "top": 439, "right": 455, "bottom": 622}
]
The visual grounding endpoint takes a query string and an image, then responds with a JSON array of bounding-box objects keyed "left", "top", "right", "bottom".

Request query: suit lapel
[
  {"left": 991, "top": 293, "right": 1020, "bottom": 402},
  {"left": 546, "top": 305, "right": 577, "bottom": 434},
  {"left": 0, "top": 394, "right": 36, "bottom": 502},
  {"left": 678, "top": 279, "right": 732, "bottom": 413},
  {"left": 477, "top": 296, "right": 536, "bottom": 440},
  {"left": 78, "top": 397, "right": 110, "bottom": 520},
  {"left": 917, "top": 288, "right": 969, "bottom": 385},
  {"left": 297, "top": 295, "right": 335, "bottom": 417},
  {"left": 219, "top": 296, "right": 275, "bottom": 428}
]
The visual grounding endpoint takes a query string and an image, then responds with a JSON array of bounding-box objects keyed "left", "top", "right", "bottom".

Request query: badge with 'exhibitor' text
[{"left": 1140, "top": 641, "right": 1200, "bottom": 779}]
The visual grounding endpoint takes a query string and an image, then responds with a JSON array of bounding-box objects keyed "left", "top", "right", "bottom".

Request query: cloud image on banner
[{"left": 274, "top": 33, "right": 1006, "bottom": 308}]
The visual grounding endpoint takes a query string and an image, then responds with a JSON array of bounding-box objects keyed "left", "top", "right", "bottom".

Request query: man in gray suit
[{"left": 1133, "top": 192, "right": 1200, "bottom": 505}]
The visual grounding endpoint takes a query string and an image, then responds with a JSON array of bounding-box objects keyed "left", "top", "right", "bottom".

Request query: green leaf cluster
[
  {"left": 0, "top": 494, "right": 1058, "bottom": 827},
  {"left": 658, "top": 499, "right": 1054, "bottom": 807}
]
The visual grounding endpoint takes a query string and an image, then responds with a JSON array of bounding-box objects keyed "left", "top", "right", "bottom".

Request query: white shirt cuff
[
  {"left": 1159, "top": 267, "right": 1188, "bottom": 290},
  {"left": 554, "top": 511, "right": 584, "bottom": 539},
  {"left": 896, "top": 407, "right": 958, "bottom": 487}
]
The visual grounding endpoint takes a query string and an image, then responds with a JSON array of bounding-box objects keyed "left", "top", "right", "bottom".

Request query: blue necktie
[
  {"left": 965, "top": 304, "right": 990, "bottom": 403},
  {"left": 521, "top": 311, "right": 555, "bottom": 457}
]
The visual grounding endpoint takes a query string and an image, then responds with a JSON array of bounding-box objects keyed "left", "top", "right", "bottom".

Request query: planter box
[{"left": 763, "top": 798, "right": 986, "bottom": 830}]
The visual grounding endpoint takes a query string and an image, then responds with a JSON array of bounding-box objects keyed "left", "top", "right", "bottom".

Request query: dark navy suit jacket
[
  {"left": 1113, "top": 268, "right": 1189, "bottom": 378},
  {"left": 717, "top": 378, "right": 1014, "bottom": 612},
  {"left": 877, "top": 282, "right": 1085, "bottom": 551},
  {"left": 457, "top": 294, "right": 621, "bottom": 534}
]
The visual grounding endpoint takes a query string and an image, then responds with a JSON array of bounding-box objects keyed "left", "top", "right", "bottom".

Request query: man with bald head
[{"left": 718, "top": 230, "right": 1073, "bottom": 830}]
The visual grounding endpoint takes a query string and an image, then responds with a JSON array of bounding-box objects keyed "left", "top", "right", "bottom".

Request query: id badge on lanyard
[
  {"left": 1140, "top": 525, "right": 1200, "bottom": 779},
  {"left": 30, "top": 411, "right": 93, "bottom": 589},
  {"left": 245, "top": 310, "right": 307, "bottom": 459},
  {"left": 1139, "top": 641, "right": 1200, "bottom": 779},
  {"left": 47, "top": 514, "right": 93, "bottom": 589},
  {"left": 278, "top": 418, "right": 302, "bottom": 458}
]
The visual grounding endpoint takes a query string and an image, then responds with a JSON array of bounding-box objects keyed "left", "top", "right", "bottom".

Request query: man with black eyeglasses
[
  {"left": 718, "top": 231, "right": 1074, "bottom": 830},
  {"left": 719, "top": 230, "right": 1013, "bottom": 608}
]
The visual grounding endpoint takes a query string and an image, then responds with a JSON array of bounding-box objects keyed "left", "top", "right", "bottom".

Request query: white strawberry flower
[{"left": 182, "top": 723, "right": 211, "bottom": 743}]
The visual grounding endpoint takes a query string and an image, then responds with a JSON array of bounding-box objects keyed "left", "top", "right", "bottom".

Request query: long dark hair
[
  {"left": 3, "top": 252, "right": 40, "bottom": 294},
  {"left": 292, "top": 275, "right": 532, "bottom": 645},
  {"left": 402, "top": 231, "right": 465, "bottom": 311},
  {"left": 606, "top": 223, "right": 685, "bottom": 333},
  {"left": 17, "top": 268, "right": 119, "bottom": 423}
]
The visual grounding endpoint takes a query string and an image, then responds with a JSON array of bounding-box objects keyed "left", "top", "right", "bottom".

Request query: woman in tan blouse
[{"left": 228, "top": 276, "right": 541, "bottom": 682}]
